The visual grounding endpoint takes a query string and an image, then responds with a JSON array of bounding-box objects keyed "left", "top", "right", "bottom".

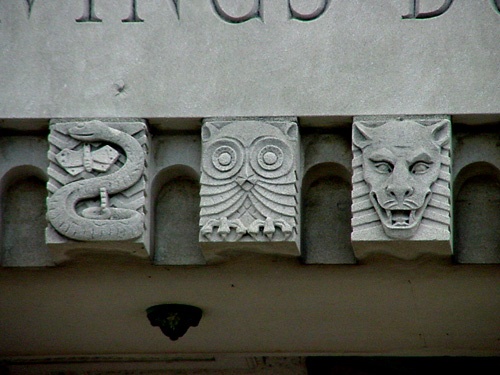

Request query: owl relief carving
[{"left": 200, "top": 119, "right": 300, "bottom": 259}]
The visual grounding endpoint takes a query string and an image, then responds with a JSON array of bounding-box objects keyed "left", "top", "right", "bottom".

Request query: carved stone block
[
  {"left": 351, "top": 116, "right": 452, "bottom": 259},
  {"left": 46, "top": 119, "right": 150, "bottom": 259},
  {"left": 200, "top": 118, "right": 300, "bottom": 261}
]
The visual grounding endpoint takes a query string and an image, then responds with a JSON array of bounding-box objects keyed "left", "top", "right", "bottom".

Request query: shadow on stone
[
  {"left": 454, "top": 173, "right": 500, "bottom": 263},
  {"left": 1, "top": 175, "right": 53, "bottom": 267},
  {"left": 154, "top": 176, "right": 205, "bottom": 265},
  {"left": 302, "top": 164, "right": 356, "bottom": 264}
]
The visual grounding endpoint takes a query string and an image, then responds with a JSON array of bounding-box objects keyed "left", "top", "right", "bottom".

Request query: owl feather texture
[{"left": 200, "top": 119, "right": 299, "bottom": 243}]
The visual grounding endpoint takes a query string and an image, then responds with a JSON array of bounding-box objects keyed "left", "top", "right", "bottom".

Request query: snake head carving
[{"left": 68, "top": 120, "right": 107, "bottom": 142}]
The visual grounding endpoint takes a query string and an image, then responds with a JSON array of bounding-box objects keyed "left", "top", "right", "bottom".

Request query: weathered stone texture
[
  {"left": 199, "top": 118, "right": 300, "bottom": 261},
  {"left": 154, "top": 176, "right": 205, "bottom": 265},
  {"left": 351, "top": 116, "right": 452, "bottom": 259},
  {"left": 301, "top": 132, "right": 355, "bottom": 264},
  {"left": 452, "top": 131, "right": 500, "bottom": 264},
  {"left": 1, "top": 2, "right": 498, "bottom": 121},
  {"left": 46, "top": 119, "right": 150, "bottom": 257},
  {"left": 1, "top": 176, "right": 53, "bottom": 267}
]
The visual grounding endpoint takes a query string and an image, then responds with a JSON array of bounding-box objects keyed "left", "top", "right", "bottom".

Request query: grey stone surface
[
  {"left": 46, "top": 119, "right": 150, "bottom": 258},
  {"left": 454, "top": 174, "right": 500, "bottom": 264},
  {"left": 302, "top": 174, "right": 355, "bottom": 265},
  {"left": 1, "top": 121, "right": 496, "bottom": 266},
  {"left": 351, "top": 116, "right": 452, "bottom": 259},
  {"left": 199, "top": 118, "right": 300, "bottom": 262},
  {"left": 0, "top": 0, "right": 499, "bottom": 365},
  {"left": 452, "top": 131, "right": 500, "bottom": 185},
  {"left": 0, "top": 136, "right": 49, "bottom": 178},
  {"left": 150, "top": 133, "right": 204, "bottom": 264},
  {"left": 1, "top": 176, "right": 53, "bottom": 267},
  {"left": 0, "top": 135, "right": 53, "bottom": 266},
  {"left": 0, "top": 1, "right": 499, "bottom": 122},
  {"left": 301, "top": 132, "right": 355, "bottom": 264},
  {"left": 154, "top": 176, "right": 205, "bottom": 266},
  {"left": 452, "top": 130, "right": 500, "bottom": 264}
]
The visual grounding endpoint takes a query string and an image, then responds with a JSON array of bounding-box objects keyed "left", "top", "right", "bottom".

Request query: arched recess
[
  {"left": 301, "top": 163, "right": 356, "bottom": 264},
  {"left": 152, "top": 165, "right": 205, "bottom": 265},
  {"left": 453, "top": 162, "right": 500, "bottom": 264},
  {"left": 1, "top": 166, "right": 53, "bottom": 267}
]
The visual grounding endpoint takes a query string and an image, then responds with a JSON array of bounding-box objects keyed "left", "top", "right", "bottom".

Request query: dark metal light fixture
[{"left": 146, "top": 304, "right": 202, "bottom": 341}]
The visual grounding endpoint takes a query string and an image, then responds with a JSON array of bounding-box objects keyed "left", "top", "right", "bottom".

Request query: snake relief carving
[{"left": 47, "top": 121, "right": 145, "bottom": 241}]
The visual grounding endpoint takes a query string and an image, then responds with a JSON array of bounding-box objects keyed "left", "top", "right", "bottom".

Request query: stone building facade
[{"left": 0, "top": 1, "right": 499, "bottom": 373}]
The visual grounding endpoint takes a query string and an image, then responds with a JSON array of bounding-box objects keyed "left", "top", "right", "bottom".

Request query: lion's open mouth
[
  {"left": 370, "top": 193, "right": 431, "bottom": 233},
  {"left": 388, "top": 210, "right": 414, "bottom": 227},
  {"left": 376, "top": 207, "right": 420, "bottom": 230}
]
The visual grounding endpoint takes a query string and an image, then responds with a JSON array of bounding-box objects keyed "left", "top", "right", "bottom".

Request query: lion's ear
[
  {"left": 352, "top": 122, "right": 373, "bottom": 149},
  {"left": 429, "top": 119, "right": 450, "bottom": 147}
]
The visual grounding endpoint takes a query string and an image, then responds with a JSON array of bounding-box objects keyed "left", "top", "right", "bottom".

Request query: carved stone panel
[
  {"left": 46, "top": 119, "right": 150, "bottom": 258},
  {"left": 351, "top": 116, "right": 452, "bottom": 259},
  {"left": 200, "top": 118, "right": 300, "bottom": 261}
]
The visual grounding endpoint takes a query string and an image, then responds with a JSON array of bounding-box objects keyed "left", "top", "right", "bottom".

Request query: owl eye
[
  {"left": 258, "top": 145, "right": 283, "bottom": 171},
  {"left": 204, "top": 138, "right": 244, "bottom": 179},
  {"left": 212, "top": 146, "right": 237, "bottom": 172},
  {"left": 250, "top": 137, "right": 293, "bottom": 179}
]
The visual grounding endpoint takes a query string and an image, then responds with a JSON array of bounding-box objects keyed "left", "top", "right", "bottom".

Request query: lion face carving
[{"left": 353, "top": 119, "right": 450, "bottom": 239}]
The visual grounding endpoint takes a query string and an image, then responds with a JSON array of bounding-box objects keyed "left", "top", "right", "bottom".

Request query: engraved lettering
[
  {"left": 211, "top": 0, "right": 262, "bottom": 23},
  {"left": 493, "top": 0, "right": 500, "bottom": 12},
  {"left": 403, "top": 0, "right": 454, "bottom": 19},
  {"left": 171, "top": 0, "right": 180, "bottom": 20},
  {"left": 25, "top": 0, "right": 36, "bottom": 18},
  {"left": 289, "top": 0, "right": 330, "bottom": 21},
  {"left": 4, "top": 0, "right": 494, "bottom": 25},
  {"left": 122, "top": 0, "right": 144, "bottom": 22},
  {"left": 76, "top": 0, "right": 102, "bottom": 22}
]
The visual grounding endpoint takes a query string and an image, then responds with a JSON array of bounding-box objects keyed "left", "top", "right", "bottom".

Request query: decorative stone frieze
[
  {"left": 351, "top": 116, "right": 452, "bottom": 259},
  {"left": 199, "top": 118, "right": 300, "bottom": 261},
  {"left": 46, "top": 119, "right": 150, "bottom": 258}
]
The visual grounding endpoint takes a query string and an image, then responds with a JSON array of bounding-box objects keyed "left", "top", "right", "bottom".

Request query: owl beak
[{"left": 236, "top": 174, "right": 257, "bottom": 191}]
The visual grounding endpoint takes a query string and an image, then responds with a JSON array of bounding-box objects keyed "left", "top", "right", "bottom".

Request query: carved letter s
[
  {"left": 211, "top": 0, "right": 262, "bottom": 23},
  {"left": 403, "top": 0, "right": 454, "bottom": 19},
  {"left": 289, "top": 0, "right": 330, "bottom": 21}
]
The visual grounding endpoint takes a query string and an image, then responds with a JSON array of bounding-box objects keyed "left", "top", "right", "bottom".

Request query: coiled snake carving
[{"left": 47, "top": 121, "right": 145, "bottom": 241}]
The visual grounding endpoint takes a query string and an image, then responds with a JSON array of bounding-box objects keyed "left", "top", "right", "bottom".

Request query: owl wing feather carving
[
  {"left": 200, "top": 184, "right": 248, "bottom": 218},
  {"left": 200, "top": 124, "right": 298, "bottom": 242},
  {"left": 251, "top": 185, "right": 297, "bottom": 217}
]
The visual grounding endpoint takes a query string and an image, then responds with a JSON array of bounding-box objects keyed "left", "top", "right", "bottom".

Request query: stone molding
[{"left": 0, "top": 117, "right": 498, "bottom": 266}]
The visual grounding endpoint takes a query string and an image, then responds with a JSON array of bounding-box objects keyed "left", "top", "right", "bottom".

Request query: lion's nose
[
  {"left": 385, "top": 162, "right": 415, "bottom": 203},
  {"left": 386, "top": 184, "right": 414, "bottom": 202}
]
